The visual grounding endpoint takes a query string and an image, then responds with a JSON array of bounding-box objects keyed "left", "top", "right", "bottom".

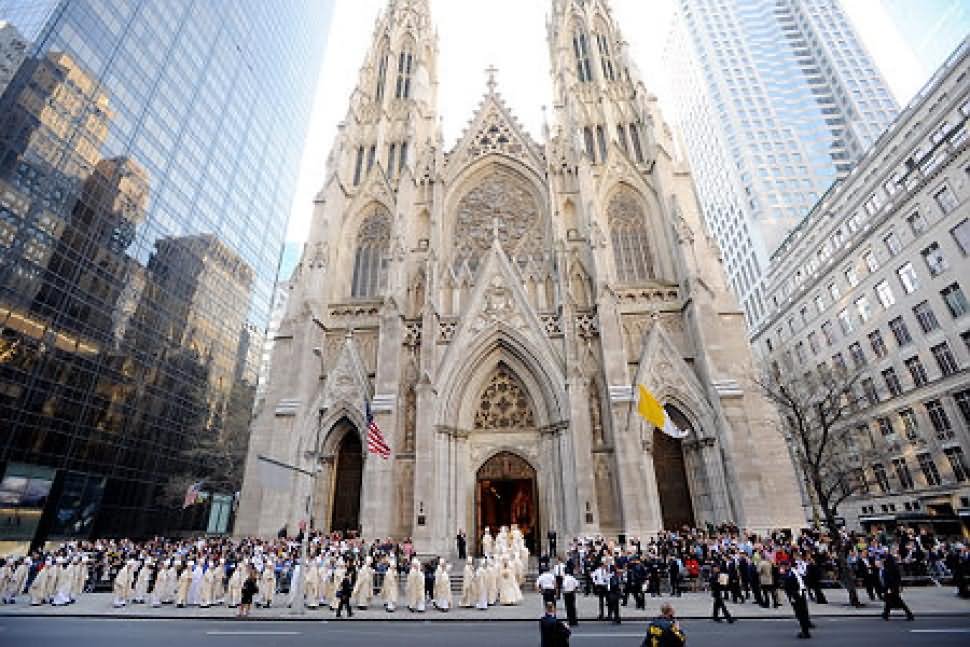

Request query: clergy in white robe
[
  {"left": 459, "top": 558, "right": 476, "bottom": 607},
  {"left": 381, "top": 559, "right": 398, "bottom": 611},
  {"left": 320, "top": 559, "right": 335, "bottom": 606},
  {"left": 474, "top": 560, "right": 489, "bottom": 610},
  {"left": 497, "top": 558, "right": 519, "bottom": 605},
  {"left": 175, "top": 562, "right": 191, "bottom": 607},
  {"left": 406, "top": 559, "right": 424, "bottom": 612},
  {"left": 304, "top": 559, "right": 319, "bottom": 609},
  {"left": 71, "top": 556, "right": 87, "bottom": 600},
  {"left": 43, "top": 560, "right": 58, "bottom": 601},
  {"left": 200, "top": 561, "right": 216, "bottom": 608},
  {"left": 486, "top": 558, "right": 499, "bottom": 605},
  {"left": 226, "top": 564, "right": 243, "bottom": 607},
  {"left": 150, "top": 562, "right": 166, "bottom": 607},
  {"left": 433, "top": 559, "right": 451, "bottom": 611},
  {"left": 482, "top": 528, "right": 493, "bottom": 558},
  {"left": 328, "top": 561, "right": 345, "bottom": 610},
  {"left": 187, "top": 561, "right": 203, "bottom": 606},
  {"left": 3, "top": 559, "right": 28, "bottom": 603},
  {"left": 286, "top": 562, "right": 302, "bottom": 608},
  {"left": 112, "top": 560, "right": 134, "bottom": 607},
  {"left": 132, "top": 561, "right": 151, "bottom": 604},
  {"left": 352, "top": 556, "right": 374, "bottom": 609},
  {"left": 51, "top": 559, "right": 74, "bottom": 606},
  {"left": 29, "top": 561, "right": 51, "bottom": 605},
  {"left": 259, "top": 560, "right": 276, "bottom": 608}
]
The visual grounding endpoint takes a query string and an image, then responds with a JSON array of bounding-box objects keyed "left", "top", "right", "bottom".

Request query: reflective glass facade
[{"left": 0, "top": 0, "right": 332, "bottom": 541}]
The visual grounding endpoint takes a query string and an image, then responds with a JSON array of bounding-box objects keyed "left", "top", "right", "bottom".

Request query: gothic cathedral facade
[{"left": 237, "top": 0, "right": 804, "bottom": 553}]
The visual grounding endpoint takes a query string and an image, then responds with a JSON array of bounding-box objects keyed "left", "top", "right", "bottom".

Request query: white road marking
[
  {"left": 910, "top": 628, "right": 970, "bottom": 633},
  {"left": 206, "top": 630, "right": 302, "bottom": 636},
  {"left": 572, "top": 634, "right": 645, "bottom": 638}
]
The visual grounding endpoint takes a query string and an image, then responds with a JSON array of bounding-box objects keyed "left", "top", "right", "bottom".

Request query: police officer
[
  {"left": 709, "top": 564, "right": 735, "bottom": 623},
  {"left": 782, "top": 562, "right": 812, "bottom": 639},
  {"left": 643, "top": 602, "right": 687, "bottom": 647},
  {"left": 562, "top": 570, "right": 579, "bottom": 627}
]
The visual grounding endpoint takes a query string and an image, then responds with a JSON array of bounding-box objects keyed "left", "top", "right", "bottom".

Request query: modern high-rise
[
  {"left": 0, "top": 0, "right": 332, "bottom": 546},
  {"left": 664, "top": 0, "right": 899, "bottom": 328}
]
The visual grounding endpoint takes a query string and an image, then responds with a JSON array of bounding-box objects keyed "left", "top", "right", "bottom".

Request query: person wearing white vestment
[
  {"left": 406, "top": 559, "right": 425, "bottom": 612},
  {"left": 150, "top": 561, "right": 166, "bottom": 607},
  {"left": 482, "top": 527, "right": 493, "bottom": 558},
  {"left": 4, "top": 559, "right": 28, "bottom": 603},
  {"left": 498, "top": 558, "right": 520, "bottom": 605},
  {"left": 51, "top": 558, "right": 74, "bottom": 605},
  {"left": 381, "top": 558, "right": 398, "bottom": 612},
  {"left": 226, "top": 563, "right": 243, "bottom": 607},
  {"left": 214, "top": 559, "right": 227, "bottom": 604},
  {"left": 187, "top": 561, "right": 203, "bottom": 606},
  {"left": 132, "top": 560, "right": 151, "bottom": 604},
  {"left": 72, "top": 556, "right": 87, "bottom": 600},
  {"left": 286, "top": 562, "right": 302, "bottom": 608},
  {"left": 328, "top": 560, "right": 345, "bottom": 610},
  {"left": 304, "top": 558, "right": 319, "bottom": 609},
  {"left": 200, "top": 560, "right": 216, "bottom": 608},
  {"left": 459, "top": 557, "right": 475, "bottom": 607},
  {"left": 29, "top": 560, "right": 51, "bottom": 605},
  {"left": 161, "top": 560, "right": 178, "bottom": 604},
  {"left": 487, "top": 557, "right": 499, "bottom": 605},
  {"left": 512, "top": 553, "right": 525, "bottom": 586},
  {"left": 259, "top": 559, "right": 276, "bottom": 608},
  {"left": 352, "top": 556, "right": 374, "bottom": 608},
  {"left": 0, "top": 560, "right": 11, "bottom": 603},
  {"left": 433, "top": 559, "right": 452, "bottom": 611},
  {"left": 474, "top": 560, "right": 489, "bottom": 610},
  {"left": 112, "top": 560, "right": 134, "bottom": 608},
  {"left": 320, "top": 558, "right": 335, "bottom": 607},
  {"left": 175, "top": 562, "right": 191, "bottom": 607}
]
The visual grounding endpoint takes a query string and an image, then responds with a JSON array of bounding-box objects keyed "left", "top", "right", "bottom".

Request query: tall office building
[
  {"left": 664, "top": 0, "right": 899, "bottom": 327},
  {"left": 0, "top": 0, "right": 332, "bottom": 545}
]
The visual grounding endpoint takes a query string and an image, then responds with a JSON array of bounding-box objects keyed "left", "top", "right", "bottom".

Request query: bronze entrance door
[
  {"left": 330, "top": 427, "right": 362, "bottom": 534},
  {"left": 476, "top": 451, "right": 538, "bottom": 554},
  {"left": 653, "top": 429, "right": 695, "bottom": 530}
]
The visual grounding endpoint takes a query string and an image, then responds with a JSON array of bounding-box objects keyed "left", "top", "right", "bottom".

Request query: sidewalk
[{"left": 1, "top": 585, "right": 967, "bottom": 621}]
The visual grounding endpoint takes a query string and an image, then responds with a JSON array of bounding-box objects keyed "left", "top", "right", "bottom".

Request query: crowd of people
[{"left": 1, "top": 521, "right": 968, "bottom": 628}]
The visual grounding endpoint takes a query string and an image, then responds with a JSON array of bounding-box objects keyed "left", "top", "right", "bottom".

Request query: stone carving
[
  {"left": 310, "top": 241, "right": 329, "bottom": 269},
  {"left": 402, "top": 385, "right": 416, "bottom": 452},
  {"left": 575, "top": 310, "right": 599, "bottom": 339},
  {"left": 471, "top": 275, "right": 526, "bottom": 332},
  {"left": 452, "top": 170, "right": 546, "bottom": 272},
  {"left": 438, "top": 318, "right": 458, "bottom": 343},
  {"left": 473, "top": 365, "right": 536, "bottom": 431},
  {"left": 466, "top": 108, "right": 530, "bottom": 164},
  {"left": 476, "top": 450, "right": 535, "bottom": 479},
  {"left": 403, "top": 319, "right": 422, "bottom": 348},
  {"left": 588, "top": 379, "right": 605, "bottom": 447},
  {"left": 538, "top": 312, "right": 562, "bottom": 337}
]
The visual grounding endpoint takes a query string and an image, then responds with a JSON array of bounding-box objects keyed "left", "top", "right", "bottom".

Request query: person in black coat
[
  {"left": 783, "top": 564, "right": 812, "bottom": 639},
  {"left": 643, "top": 602, "right": 687, "bottom": 647},
  {"left": 238, "top": 572, "right": 258, "bottom": 618},
  {"left": 877, "top": 556, "right": 914, "bottom": 621},
  {"left": 540, "top": 601, "right": 571, "bottom": 647},
  {"left": 805, "top": 555, "right": 827, "bottom": 604},
  {"left": 606, "top": 568, "right": 622, "bottom": 625},
  {"left": 335, "top": 573, "right": 354, "bottom": 618},
  {"left": 709, "top": 565, "right": 735, "bottom": 623},
  {"left": 456, "top": 530, "right": 467, "bottom": 560}
]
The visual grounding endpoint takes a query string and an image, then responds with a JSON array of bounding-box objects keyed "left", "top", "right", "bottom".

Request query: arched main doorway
[
  {"left": 476, "top": 451, "right": 538, "bottom": 555},
  {"left": 653, "top": 405, "right": 695, "bottom": 530},
  {"left": 330, "top": 422, "right": 363, "bottom": 534}
]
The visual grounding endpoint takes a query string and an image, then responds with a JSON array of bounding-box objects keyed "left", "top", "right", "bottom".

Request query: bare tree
[{"left": 756, "top": 359, "right": 878, "bottom": 607}]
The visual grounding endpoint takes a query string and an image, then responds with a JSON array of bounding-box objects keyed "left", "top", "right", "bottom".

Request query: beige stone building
[
  {"left": 752, "top": 38, "right": 970, "bottom": 534},
  {"left": 236, "top": 0, "right": 802, "bottom": 554}
]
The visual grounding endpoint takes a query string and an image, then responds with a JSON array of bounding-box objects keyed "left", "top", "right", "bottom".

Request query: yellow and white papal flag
[{"left": 636, "top": 384, "right": 688, "bottom": 438}]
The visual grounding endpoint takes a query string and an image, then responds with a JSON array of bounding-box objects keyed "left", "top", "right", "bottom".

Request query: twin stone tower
[{"left": 236, "top": 0, "right": 803, "bottom": 555}]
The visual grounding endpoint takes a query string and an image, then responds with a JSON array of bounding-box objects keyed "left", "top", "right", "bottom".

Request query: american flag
[
  {"left": 365, "top": 401, "right": 391, "bottom": 459},
  {"left": 182, "top": 481, "right": 203, "bottom": 508}
]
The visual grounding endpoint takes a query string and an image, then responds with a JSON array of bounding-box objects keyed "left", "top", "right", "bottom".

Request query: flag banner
[
  {"left": 257, "top": 457, "right": 293, "bottom": 492},
  {"left": 365, "top": 401, "right": 391, "bottom": 459},
  {"left": 636, "top": 384, "right": 689, "bottom": 438}
]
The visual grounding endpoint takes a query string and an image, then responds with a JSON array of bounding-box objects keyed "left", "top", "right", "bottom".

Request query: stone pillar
[
  {"left": 564, "top": 375, "right": 598, "bottom": 536},
  {"left": 313, "top": 456, "right": 336, "bottom": 532},
  {"left": 412, "top": 381, "right": 436, "bottom": 552}
]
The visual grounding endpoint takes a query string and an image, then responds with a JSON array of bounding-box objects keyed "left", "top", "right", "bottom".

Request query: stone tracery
[{"left": 473, "top": 364, "right": 536, "bottom": 430}]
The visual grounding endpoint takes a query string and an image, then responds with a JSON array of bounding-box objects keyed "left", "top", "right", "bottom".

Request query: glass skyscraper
[
  {"left": 0, "top": 0, "right": 331, "bottom": 543},
  {"left": 664, "top": 0, "right": 898, "bottom": 327}
]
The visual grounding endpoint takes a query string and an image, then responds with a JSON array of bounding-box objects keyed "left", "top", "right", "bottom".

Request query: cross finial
[
  {"left": 492, "top": 216, "right": 501, "bottom": 242},
  {"left": 485, "top": 64, "right": 498, "bottom": 93}
]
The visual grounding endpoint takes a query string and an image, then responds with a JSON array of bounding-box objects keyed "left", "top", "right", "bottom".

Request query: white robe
[
  {"left": 29, "top": 568, "right": 49, "bottom": 605},
  {"left": 498, "top": 564, "right": 519, "bottom": 605},
  {"left": 381, "top": 566, "right": 398, "bottom": 611},
  {"left": 474, "top": 566, "right": 489, "bottom": 609},
  {"left": 52, "top": 565, "right": 74, "bottom": 605},
  {"left": 286, "top": 564, "right": 302, "bottom": 608},
  {"left": 459, "top": 563, "right": 476, "bottom": 607},
  {"left": 487, "top": 562, "right": 499, "bottom": 604},
  {"left": 187, "top": 565, "right": 203, "bottom": 606},
  {"left": 352, "top": 564, "right": 374, "bottom": 608},
  {"left": 112, "top": 565, "right": 133, "bottom": 607},
  {"left": 150, "top": 569, "right": 165, "bottom": 607},
  {"left": 406, "top": 566, "right": 424, "bottom": 611},
  {"left": 132, "top": 566, "right": 151, "bottom": 603},
  {"left": 4, "top": 564, "right": 27, "bottom": 601},
  {"left": 433, "top": 565, "right": 451, "bottom": 610}
]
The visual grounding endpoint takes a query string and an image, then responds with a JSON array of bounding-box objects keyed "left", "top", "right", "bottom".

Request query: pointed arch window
[
  {"left": 583, "top": 127, "right": 596, "bottom": 161},
  {"left": 617, "top": 124, "right": 628, "bottom": 154},
  {"left": 351, "top": 207, "right": 391, "bottom": 298},
  {"left": 353, "top": 145, "right": 364, "bottom": 186},
  {"left": 629, "top": 122, "right": 644, "bottom": 163},
  {"left": 387, "top": 142, "right": 397, "bottom": 177},
  {"left": 596, "top": 33, "right": 615, "bottom": 81},
  {"left": 596, "top": 125, "right": 608, "bottom": 161},
  {"left": 608, "top": 188, "right": 654, "bottom": 283},
  {"left": 395, "top": 47, "right": 414, "bottom": 99},
  {"left": 572, "top": 29, "right": 593, "bottom": 83},
  {"left": 375, "top": 50, "right": 389, "bottom": 103},
  {"left": 398, "top": 140, "right": 408, "bottom": 173}
]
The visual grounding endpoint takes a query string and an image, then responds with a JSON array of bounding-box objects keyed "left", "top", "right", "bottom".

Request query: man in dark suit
[
  {"left": 878, "top": 556, "right": 914, "bottom": 621},
  {"left": 805, "top": 555, "right": 827, "bottom": 604},
  {"left": 539, "top": 601, "right": 571, "bottom": 647},
  {"left": 709, "top": 565, "right": 735, "bottom": 623},
  {"left": 606, "top": 567, "right": 622, "bottom": 625},
  {"left": 456, "top": 530, "right": 467, "bottom": 560},
  {"left": 548, "top": 530, "right": 558, "bottom": 558},
  {"left": 783, "top": 563, "right": 811, "bottom": 639},
  {"left": 335, "top": 572, "right": 353, "bottom": 618}
]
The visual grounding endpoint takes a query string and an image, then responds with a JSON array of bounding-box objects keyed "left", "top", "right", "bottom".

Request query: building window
[
  {"left": 845, "top": 265, "right": 860, "bottom": 287},
  {"left": 828, "top": 282, "right": 840, "bottom": 301},
  {"left": 921, "top": 242, "right": 948, "bottom": 276},
  {"left": 883, "top": 230, "right": 902, "bottom": 256},
  {"left": 951, "top": 219, "right": 970, "bottom": 255},
  {"left": 583, "top": 127, "right": 596, "bottom": 161},
  {"left": 629, "top": 123, "right": 644, "bottom": 163},
  {"left": 889, "top": 316, "right": 912, "bottom": 347},
  {"left": 876, "top": 416, "right": 894, "bottom": 436},
  {"left": 955, "top": 389, "right": 970, "bottom": 426},
  {"left": 350, "top": 207, "right": 392, "bottom": 298},
  {"left": 861, "top": 377, "right": 878, "bottom": 404},
  {"left": 855, "top": 295, "right": 871, "bottom": 322},
  {"left": 821, "top": 321, "right": 836, "bottom": 346},
  {"left": 795, "top": 341, "right": 807, "bottom": 363},
  {"left": 912, "top": 301, "right": 940, "bottom": 333},
  {"left": 387, "top": 143, "right": 397, "bottom": 177},
  {"left": 875, "top": 280, "right": 896, "bottom": 308},
  {"left": 868, "top": 329, "right": 888, "bottom": 358},
  {"left": 897, "top": 262, "right": 919, "bottom": 294},
  {"left": 353, "top": 145, "right": 364, "bottom": 186},
  {"left": 863, "top": 249, "right": 878, "bottom": 273},
  {"left": 815, "top": 293, "right": 826, "bottom": 313},
  {"left": 899, "top": 408, "right": 920, "bottom": 441},
  {"left": 892, "top": 457, "right": 915, "bottom": 490},
  {"left": 941, "top": 282, "right": 969, "bottom": 318},
  {"left": 375, "top": 50, "right": 388, "bottom": 103},
  {"left": 849, "top": 342, "right": 866, "bottom": 367},
  {"left": 917, "top": 453, "right": 942, "bottom": 486},
  {"left": 596, "top": 32, "right": 616, "bottom": 81},
  {"left": 872, "top": 463, "right": 890, "bottom": 493},
  {"left": 944, "top": 446, "right": 969, "bottom": 482},
  {"left": 608, "top": 188, "right": 653, "bottom": 283},
  {"left": 399, "top": 141, "right": 408, "bottom": 173},
  {"left": 573, "top": 29, "right": 593, "bottom": 82},
  {"left": 907, "top": 210, "right": 926, "bottom": 234},
  {"left": 905, "top": 355, "right": 928, "bottom": 387},
  {"left": 395, "top": 48, "right": 414, "bottom": 99},
  {"left": 931, "top": 342, "right": 958, "bottom": 376},
  {"left": 808, "top": 331, "right": 820, "bottom": 354},
  {"left": 596, "top": 125, "right": 608, "bottom": 161},
  {"left": 616, "top": 124, "right": 627, "bottom": 154},
  {"left": 367, "top": 144, "right": 376, "bottom": 171},
  {"left": 833, "top": 352, "right": 848, "bottom": 374},
  {"left": 933, "top": 184, "right": 958, "bottom": 214},
  {"left": 925, "top": 399, "right": 953, "bottom": 440},
  {"left": 838, "top": 308, "right": 855, "bottom": 335},
  {"left": 882, "top": 367, "right": 902, "bottom": 396}
]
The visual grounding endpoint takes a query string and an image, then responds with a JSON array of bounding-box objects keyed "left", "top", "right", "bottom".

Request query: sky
[{"left": 283, "top": 0, "right": 929, "bottom": 246}]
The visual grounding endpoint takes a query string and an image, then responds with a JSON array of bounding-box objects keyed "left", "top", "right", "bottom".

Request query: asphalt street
[{"left": 1, "top": 616, "right": 969, "bottom": 647}]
